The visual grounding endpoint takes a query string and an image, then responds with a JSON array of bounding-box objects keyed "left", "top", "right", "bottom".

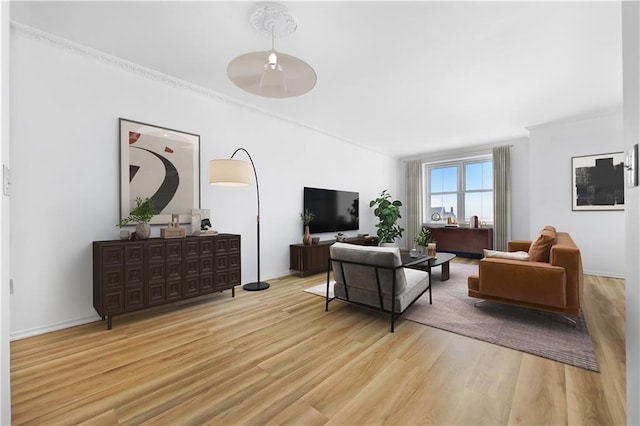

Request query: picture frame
[
  {"left": 120, "top": 118, "right": 200, "bottom": 225},
  {"left": 571, "top": 152, "right": 624, "bottom": 211}
]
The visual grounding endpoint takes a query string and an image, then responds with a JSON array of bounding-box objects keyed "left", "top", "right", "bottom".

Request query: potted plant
[
  {"left": 117, "top": 197, "right": 158, "bottom": 239},
  {"left": 369, "top": 189, "right": 404, "bottom": 246},
  {"left": 415, "top": 228, "right": 436, "bottom": 255},
  {"left": 300, "top": 208, "right": 315, "bottom": 245}
]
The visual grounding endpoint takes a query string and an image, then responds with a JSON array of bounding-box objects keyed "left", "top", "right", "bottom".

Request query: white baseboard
[
  {"left": 10, "top": 315, "right": 101, "bottom": 341},
  {"left": 584, "top": 270, "right": 625, "bottom": 279}
]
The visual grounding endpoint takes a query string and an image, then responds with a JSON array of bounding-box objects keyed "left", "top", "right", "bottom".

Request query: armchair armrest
[
  {"left": 550, "top": 244, "right": 583, "bottom": 308},
  {"left": 508, "top": 240, "right": 532, "bottom": 252},
  {"left": 478, "top": 258, "right": 567, "bottom": 308}
]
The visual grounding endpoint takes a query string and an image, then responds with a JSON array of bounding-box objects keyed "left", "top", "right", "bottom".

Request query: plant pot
[
  {"left": 303, "top": 225, "right": 312, "bottom": 245},
  {"left": 379, "top": 242, "right": 396, "bottom": 248},
  {"left": 136, "top": 222, "right": 151, "bottom": 239}
]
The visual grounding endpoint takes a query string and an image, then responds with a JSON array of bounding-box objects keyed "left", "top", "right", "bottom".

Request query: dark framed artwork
[
  {"left": 572, "top": 152, "right": 624, "bottom": 211},
  {"left": 120, "top": 118, "right": 200, "bottom": 224}
]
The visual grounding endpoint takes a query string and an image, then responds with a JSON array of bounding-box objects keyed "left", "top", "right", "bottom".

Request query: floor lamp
[{"left": 210, "top": 148, "right": 269, "bottom": 291}]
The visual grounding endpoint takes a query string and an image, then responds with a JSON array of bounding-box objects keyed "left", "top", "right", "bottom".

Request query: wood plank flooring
[{"left": 11, "top": 259, "right": 626, "bottom": 425}]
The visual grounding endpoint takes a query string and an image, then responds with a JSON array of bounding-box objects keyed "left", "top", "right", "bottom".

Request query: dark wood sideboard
[
  {"left": 290, "top": 236, "right": 379, "bottom": 277},
  {"left": 425, "top": 225, "right": 493, "bottom": 258},
  {"left": 93, "top": 234, "right": 240, "bottom": 329}
]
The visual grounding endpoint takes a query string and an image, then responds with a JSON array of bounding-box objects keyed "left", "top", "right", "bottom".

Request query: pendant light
[{"left": 227, "top": 2, "right": 317, "bottom": 98}]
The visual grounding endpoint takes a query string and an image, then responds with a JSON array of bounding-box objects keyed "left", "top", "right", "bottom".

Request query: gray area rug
[{"left": 305, "top": 263, "right": 599, "bottom": 372}]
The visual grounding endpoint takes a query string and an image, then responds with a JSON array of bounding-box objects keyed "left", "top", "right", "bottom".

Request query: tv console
[
  {"left": 289, "top": 236, "right": 379, "bottom": 277},
  {"left": 93, "top": 234, "right": 240, "bottom": 329}
]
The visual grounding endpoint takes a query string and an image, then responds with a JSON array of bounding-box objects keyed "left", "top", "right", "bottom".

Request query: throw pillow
[
  {"left": 483, "top": 249, "right": 530, "bottom": 261},
  {"left": 528, "top": 229, "right": 556, "bottom": 262}
]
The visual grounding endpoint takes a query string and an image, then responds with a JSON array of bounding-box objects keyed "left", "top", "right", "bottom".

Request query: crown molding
[
  {"left": 10, "top": 22, "right": 380, "bottom": 156},
  {"left": 11, "top": 22, "right": 217, "bottom": 97},
  {"left": 400, "top": 135, "right": 530, "bottom": 163},
  {"left": 526, "top": 106, "right": 623, "bottom": 131}
]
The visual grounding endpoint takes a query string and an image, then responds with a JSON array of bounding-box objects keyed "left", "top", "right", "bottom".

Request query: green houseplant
[
  {"left": 415, "top": 228, "right": 435, "bottom": 247},
  {"left": 300, "top": 208, "right": 315, "bottom": 245},
  {"left": 369, "top": 189, "right": 404, "bottom": 245},
  {"left": 415, "top": 228, "right": 436, "bottom": 255},
  {"left": 117, "top": 197, "right": 159, "bottom": 239}
]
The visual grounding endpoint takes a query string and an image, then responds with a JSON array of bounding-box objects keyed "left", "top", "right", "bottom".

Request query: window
[{"left": 424, "top": 157, "right": 493, "bottom": 225}]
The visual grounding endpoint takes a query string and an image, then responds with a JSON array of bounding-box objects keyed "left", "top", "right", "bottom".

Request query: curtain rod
[{"left": 402, "top": 143, "right": 514, "bottom": 163}]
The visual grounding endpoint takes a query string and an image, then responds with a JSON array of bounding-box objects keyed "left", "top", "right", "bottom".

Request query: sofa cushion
[
  {"left": 484, "top": 249, "right": 530, "bottom": 261},
  {"left": 528, "top": 229, "right": 556, "bottom": 262}
]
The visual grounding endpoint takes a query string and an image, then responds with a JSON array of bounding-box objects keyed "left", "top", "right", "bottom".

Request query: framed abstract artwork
[
  {"left": 120, "top": 118, "right": 200, "bottom": 224},
  {"left": 571, "top": 152, "right": 624, "bottom": 211}
]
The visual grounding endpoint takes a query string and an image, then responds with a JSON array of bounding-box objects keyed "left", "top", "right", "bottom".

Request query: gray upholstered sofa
[{"left": 325, "top": 242, "right": 431, "bottom": 332}]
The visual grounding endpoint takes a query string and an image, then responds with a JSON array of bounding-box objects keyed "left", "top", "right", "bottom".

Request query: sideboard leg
[
  {"left": 107, "top": 316, "right": 112, "bottom": 330},
  {"left": 232, "top": 286, "right": 235, "bottom": 297}
]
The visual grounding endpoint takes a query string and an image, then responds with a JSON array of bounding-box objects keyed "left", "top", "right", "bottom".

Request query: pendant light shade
[
  {"left": 227, "top": 50, "right": 316, "bottom": 98},
  {"left": 227, "top": 3, "right": 316, "bottom": 98}
]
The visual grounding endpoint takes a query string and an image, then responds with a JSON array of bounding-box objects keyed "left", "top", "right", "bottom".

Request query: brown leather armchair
[{"left": 468, "top": 231, "right": 583, "bottom": 317}]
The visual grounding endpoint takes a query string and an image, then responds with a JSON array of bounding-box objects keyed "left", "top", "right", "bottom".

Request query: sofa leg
[
  {"left": 559, "top": 314, "right": 577, "bottom": 327},
  {"left": 473, "top": 299, "right": 488, "bottom": 307}
]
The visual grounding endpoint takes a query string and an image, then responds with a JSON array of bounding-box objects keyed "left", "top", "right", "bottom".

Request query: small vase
[
  {"left": 136, "top": 222, "right": 151, "bottom": 239},
  {"left": 119, "top": 229, "right": 130, "bottom": 240},
  {"left": 427, "top": 242, "right": 437, "bottom": 257},
  {"left": 303, "top": 225, "right": 312, "bottom": 245}
]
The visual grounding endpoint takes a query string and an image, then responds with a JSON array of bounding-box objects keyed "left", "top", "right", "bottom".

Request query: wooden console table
[
  {"left": 290, "top": 236, "right": 378, "bottom": 277},
  {"left": 93, "top": 234, "right": 240, "bottom": 329},
  {"left": 425, "top": 225, "right": 493, "bottom": 258}
]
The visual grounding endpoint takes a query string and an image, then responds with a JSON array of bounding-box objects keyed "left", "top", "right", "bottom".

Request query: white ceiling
[{"left": 10, "top": 1, "right": 623, "bottom": 158}]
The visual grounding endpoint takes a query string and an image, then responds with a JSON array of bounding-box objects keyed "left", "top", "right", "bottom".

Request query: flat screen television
[{"left": 304, "top": 187, "right": 359, "bottom": 234}]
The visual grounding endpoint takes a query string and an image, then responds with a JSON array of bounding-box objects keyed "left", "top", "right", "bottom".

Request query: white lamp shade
[{"left": 209, "top": 159, "right": 252, "bottom": 186}]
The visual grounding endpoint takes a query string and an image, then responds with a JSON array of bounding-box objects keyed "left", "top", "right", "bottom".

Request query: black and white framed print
[
  {"left": 120, "top": 118, "right": 200, "bottom": 224},
  {"left": 572, "top": 152, "right": 624, "bottom": 211}
]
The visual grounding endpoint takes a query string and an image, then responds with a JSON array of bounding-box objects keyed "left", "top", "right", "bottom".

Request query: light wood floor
[{"left": 11, "top": 259, "right": 626, "bottom": 425}]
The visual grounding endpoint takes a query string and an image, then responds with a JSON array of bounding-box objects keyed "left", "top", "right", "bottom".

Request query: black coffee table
[
  {"left": 400, "top": 253, "right": 433, "bottom": 267},
  {"left": 400, "top": 252, "right": 456, "bottom": 281},
  {"left": 427, "top": 252, "right": 456, "bottom": 281}
]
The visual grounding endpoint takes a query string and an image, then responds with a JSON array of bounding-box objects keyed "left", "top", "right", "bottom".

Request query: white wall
[
  {"left": 622, "top": 1, "right": 640, "bottom": 424},
  {"left": 0, "top": 3, "right": 10, "bottom": 424},
  {"left": 528, "top": 111, "right": 625, "bottom": 278},
  {"left": 9, "top": 26, "right": 397, "bottom": 338},
  {"left": 509, "top": 137, "right": 531, "bottom": 240}
]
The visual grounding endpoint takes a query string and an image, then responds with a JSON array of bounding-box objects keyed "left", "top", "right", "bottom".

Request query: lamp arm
[
  {"left": 230, "top": 148, "right": 260, "bottom": 218},
  {"left": 230, "top": 147, "right": 261, "bottom": 285}
]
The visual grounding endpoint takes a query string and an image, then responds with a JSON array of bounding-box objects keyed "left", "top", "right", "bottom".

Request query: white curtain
[
  {"left": 405, "top": 160, "right": 423, "bottom": 250},
  {"left": 493, "top": 145, "right": 511, "bottom": 251}
]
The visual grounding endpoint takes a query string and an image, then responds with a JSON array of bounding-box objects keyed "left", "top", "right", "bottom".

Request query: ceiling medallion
[{"left": 249, "top": 2, "right": 297, "bottom": 38}]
